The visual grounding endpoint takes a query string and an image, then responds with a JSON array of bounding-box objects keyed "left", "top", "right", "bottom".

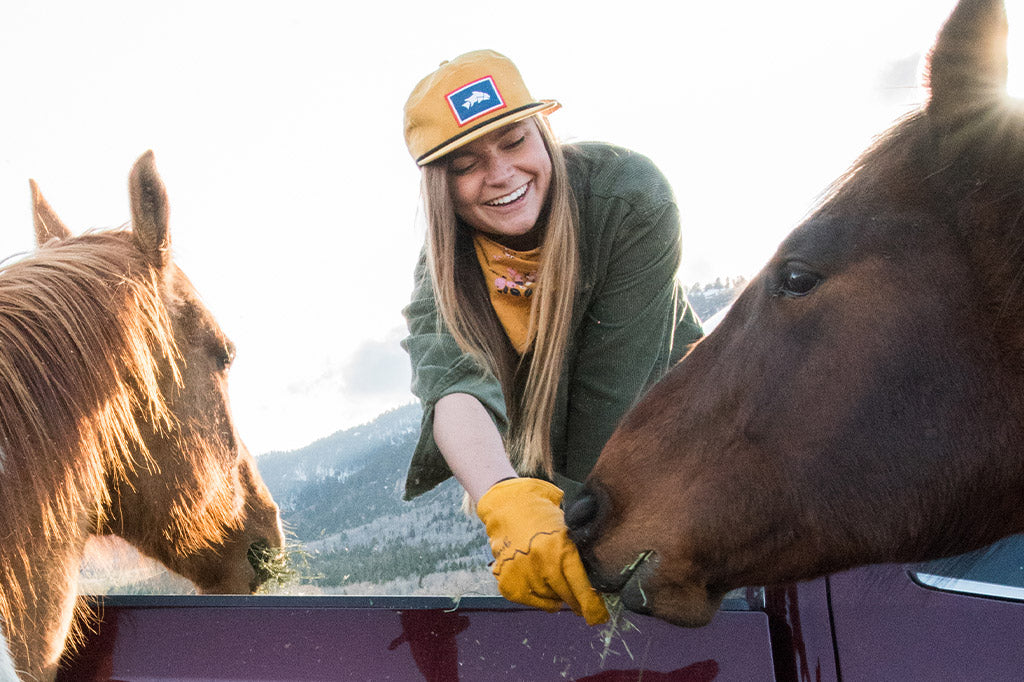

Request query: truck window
[{"left": 913, "top": 534, "right": 1024, "bottom": 602}]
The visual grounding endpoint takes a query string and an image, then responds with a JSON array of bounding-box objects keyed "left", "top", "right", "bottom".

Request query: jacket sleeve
[
  {"left": 558, "top": 199, "right": 703, "bottom": 484},
  {"left": 400, "top": 248, "right": 509, "bottom": 499}
]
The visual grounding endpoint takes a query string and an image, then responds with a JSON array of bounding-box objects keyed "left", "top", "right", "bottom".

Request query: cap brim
[{"left": 417, "top": 100, "right": 561, "bottom": 166}]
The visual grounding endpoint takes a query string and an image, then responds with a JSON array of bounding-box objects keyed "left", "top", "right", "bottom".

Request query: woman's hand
[
  {"left": 476, "top": 477, "right": 609, "bottom": 625},
  {"left": 434, "top": 394, "right": 607, "bottom": 624}
]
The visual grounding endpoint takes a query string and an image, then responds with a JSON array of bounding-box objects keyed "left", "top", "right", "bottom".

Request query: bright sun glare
[{"left": 1007, "top": 0, "right": 1024, "bottom": 97}]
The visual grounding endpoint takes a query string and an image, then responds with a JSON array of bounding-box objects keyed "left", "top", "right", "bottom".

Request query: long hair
[{"left": 421, "top": 115, "right": 579, "bottom": 477}]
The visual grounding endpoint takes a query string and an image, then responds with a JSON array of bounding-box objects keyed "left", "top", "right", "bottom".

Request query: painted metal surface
[
  {"left": 62, "top": 564, "right": 1024, "bottom": 680},
  {"left": 830, "top": 564, "right": 1024, "bottom": 681},
  {"left": 763, "top": 577, "right": 838, "bottom": 681},
  {"left": 57, "top": 596, "right": 777, "bottom": 681}
]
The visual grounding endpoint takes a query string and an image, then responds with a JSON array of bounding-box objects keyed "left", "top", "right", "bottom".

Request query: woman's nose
[{"left": 482, "top": 155, "right": 515, "bottom": 185}]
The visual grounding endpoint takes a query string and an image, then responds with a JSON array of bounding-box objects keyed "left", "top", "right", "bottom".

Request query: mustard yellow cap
[{"left": 403, "top": 50, "right": 560, "bottom": 166}]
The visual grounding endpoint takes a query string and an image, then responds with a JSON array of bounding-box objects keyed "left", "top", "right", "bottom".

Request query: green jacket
[{"left": 401, "top": 142, "right": 703, "bottom": 500}]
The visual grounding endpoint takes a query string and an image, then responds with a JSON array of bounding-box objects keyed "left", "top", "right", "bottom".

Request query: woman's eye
[
  {"left": 450, "top": 161, "right": 475, "bottom": 175},
  {"left": 778, "top": 268, "right": 821, "bottom": 297},
  {"left": 504, "top": 135, "right": 526, "bottom": 149}
]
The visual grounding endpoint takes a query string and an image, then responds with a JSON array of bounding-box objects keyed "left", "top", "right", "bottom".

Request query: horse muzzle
[
  {"left": 565, "top": 486, "right": 652, "bottom": 601},
  {"left": 247, "top": 537, "right": 288, "bottom": 592}
]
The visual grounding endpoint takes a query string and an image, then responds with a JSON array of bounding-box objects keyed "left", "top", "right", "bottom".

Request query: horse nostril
[{"left": 565, "top": 493, "right": 600, "bottom": 546}]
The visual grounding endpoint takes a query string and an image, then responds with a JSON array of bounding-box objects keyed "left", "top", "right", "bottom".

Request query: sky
[{"left": 0, "top": 0, "right": 1003, "bottom": 455}]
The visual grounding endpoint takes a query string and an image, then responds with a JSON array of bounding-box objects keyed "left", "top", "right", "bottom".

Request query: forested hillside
[
  {"left": 261, "top": 403, "right": 495, "bottom": 596},
  {"left": 685, "top": 276, "right": 747, "bottom": 321}
]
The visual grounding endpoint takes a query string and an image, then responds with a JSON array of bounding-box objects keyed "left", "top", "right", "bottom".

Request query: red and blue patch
[{"left": 446, "top": 76, "right": 506, "bottom": 127}]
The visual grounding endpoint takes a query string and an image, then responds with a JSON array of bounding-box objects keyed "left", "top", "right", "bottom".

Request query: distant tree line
[
  {"left": 308, "top": 537, "right": 485, "bottom": 588},
  {"left": 685, "top": 276, "right": 748, "bottom": 321}
]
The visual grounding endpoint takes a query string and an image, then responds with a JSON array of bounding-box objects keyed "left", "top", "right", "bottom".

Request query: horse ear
[
  {"left": 925, "top": 0, "right": 1008, "bottom": 121},
  {"left": 128, "top": 150, "right": 172, "bottom": 270},
  {"left": 29, "top": 179, "right": 72, "bottom": 245}
]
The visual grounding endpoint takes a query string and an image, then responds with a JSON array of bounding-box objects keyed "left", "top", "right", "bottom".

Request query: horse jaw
[{"left": 611, "top": 550, "right": 725, "bottom": 628}]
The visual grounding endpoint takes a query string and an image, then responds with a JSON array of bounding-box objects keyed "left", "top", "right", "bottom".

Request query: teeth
[{"left": 486, "top": 183, "right": 528, "bottom": 206}]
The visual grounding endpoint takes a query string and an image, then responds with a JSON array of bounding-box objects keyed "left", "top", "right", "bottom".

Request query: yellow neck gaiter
[{"left": 473, "top": 232, "right": 540, "bottom": 354}]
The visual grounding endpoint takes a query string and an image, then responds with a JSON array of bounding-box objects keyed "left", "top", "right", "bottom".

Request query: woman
[{"left": 401, "top": 50, "right": 703, "bottom": 625}]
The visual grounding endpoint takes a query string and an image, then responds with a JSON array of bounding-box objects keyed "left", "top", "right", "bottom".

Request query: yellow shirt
[{"left": 472, "top": 232, "right": 540, "bottom": 354}]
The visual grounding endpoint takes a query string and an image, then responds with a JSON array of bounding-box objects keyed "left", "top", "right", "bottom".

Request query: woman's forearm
[{"left": 434, "top": 393, "right": 517, "bottom": 505}]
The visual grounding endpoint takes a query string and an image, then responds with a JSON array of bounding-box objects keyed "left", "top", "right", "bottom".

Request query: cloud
[
  {"left": 340, "top": 329, "right": 411, "bottom": 397},
  {"left": 287, "top": 327, "right": 410, "bottom": 399},
  {"left": 875, "top": 52, "right": 925, "bottom": 103}
]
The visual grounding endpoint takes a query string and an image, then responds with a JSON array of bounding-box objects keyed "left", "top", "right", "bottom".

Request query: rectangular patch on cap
[{"left": 446, "top": 76, "right": 506, "bottom": 126}]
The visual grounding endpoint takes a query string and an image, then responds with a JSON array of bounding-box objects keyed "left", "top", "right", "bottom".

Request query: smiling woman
[
  {"left": 399, "top": 49, "right": 704, "bottom": 625},
  {"left": 446, "top": 121, "right": 553, "bottom": 249}
]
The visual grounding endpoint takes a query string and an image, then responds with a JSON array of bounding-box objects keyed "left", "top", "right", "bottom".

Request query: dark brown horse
[
  {"left": 0, "top": 152, "right": 283, "bottom": 680},
  {"left": 567, "top": 0, "right": 1024, "bottom": 627}
]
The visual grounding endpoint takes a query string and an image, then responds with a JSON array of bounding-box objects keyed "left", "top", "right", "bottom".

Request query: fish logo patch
[
  {"left": 462, "top": 91, "right": 490, "bottom": 108},
  {"left": 447, "top": 76, "right": 506, "bottom": 126}
]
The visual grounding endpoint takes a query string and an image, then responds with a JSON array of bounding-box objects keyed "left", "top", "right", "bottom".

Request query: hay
[
  {"left": 596, "top": 594, "right": 640, "bottom": 667},
  {"left": 248, "top": 540, "right": 312, "bottom": 592},
  {"left": 595, "top": 550, "right": 652, "bottom": 666}
]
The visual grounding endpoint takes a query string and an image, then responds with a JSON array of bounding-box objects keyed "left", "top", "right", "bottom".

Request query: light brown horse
[
  {"left": 567, "top": 0, "right": 1024, "bottom": 627},
  {"left": 0, "top": 151, "right": 283, "bottom": 680}
]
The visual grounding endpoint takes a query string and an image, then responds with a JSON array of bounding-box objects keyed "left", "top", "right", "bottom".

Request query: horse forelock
[
  {"left": 808, "top": 111, "right": 932, "bottom": 215},
  {"left": 809, "top": 92, "right": 1024, "bottom": 327},
  {"left": 0, "top": 229, "right": 180, "bottom": 644}
]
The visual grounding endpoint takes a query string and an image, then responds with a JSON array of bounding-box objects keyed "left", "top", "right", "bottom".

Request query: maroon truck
[{"left": 57, "top": 535, "right": 1024, "bottom": 681}]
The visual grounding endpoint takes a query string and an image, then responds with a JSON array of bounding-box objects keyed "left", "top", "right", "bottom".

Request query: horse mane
[{"left": 0, "top": 229, "right": 179, "bottom": 638}]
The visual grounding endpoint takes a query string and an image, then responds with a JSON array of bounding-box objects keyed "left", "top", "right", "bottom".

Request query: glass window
[{"left": 913, "top": 535, "right": 1024, "bottom": 601}]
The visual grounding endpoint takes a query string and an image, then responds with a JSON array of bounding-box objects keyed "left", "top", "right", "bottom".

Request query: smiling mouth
[{"left": 485, "top": 182, "right": 530, "bottom": 206}]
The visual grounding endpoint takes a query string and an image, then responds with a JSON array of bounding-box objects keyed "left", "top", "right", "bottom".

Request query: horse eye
[
  {"left": 216, "top": 343, "right": 236, "bottom": 371},
  {"left": 779, "top": 269, "right": 821, "bottom": 297}
]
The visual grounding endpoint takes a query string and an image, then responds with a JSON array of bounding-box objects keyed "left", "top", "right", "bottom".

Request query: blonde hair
[{"left": 422, "top": 116, "right": 578, "bottom": 477}]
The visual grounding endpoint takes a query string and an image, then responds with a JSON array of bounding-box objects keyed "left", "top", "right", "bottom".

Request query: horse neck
[{"left": 9, "top": 528, "right": 87, "bottom": 679}]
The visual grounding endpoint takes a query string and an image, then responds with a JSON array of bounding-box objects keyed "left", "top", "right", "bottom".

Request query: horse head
[
  {"left": 32, "top": 152, "right": 284, "bottom": 596},
  {"left": 568, "top": 0, "right": 1024, "bottom": 627}
]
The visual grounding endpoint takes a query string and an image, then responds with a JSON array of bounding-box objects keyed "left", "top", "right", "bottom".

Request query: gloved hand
[{"left": 476, "top": 477, "right": 609, "bottom": 625}]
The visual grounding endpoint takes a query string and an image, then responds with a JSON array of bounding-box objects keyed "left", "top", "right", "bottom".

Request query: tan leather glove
[{"left": 476, "top": 477, "right": 609, "bottom": 625}]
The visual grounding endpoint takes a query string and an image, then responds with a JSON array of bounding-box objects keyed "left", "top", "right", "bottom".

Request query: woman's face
[{"left": 446, "top": 119, "right": 552, "bottom": 247}]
